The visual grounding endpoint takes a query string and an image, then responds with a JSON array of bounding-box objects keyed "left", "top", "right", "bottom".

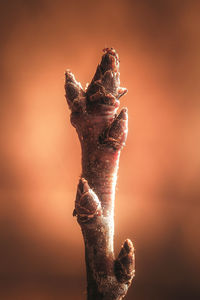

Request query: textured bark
[{"left": 65, "top": 48, "right": 135, "bottom": 299}]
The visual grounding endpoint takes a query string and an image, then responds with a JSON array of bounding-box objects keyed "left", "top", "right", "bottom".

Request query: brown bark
[{"left": 65, "top": 48, "right": 135, "bottom": 299}]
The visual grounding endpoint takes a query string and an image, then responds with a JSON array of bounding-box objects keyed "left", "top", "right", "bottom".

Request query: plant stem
[{"left": 65, "top": 48, "right": 135, "bottom": 299}]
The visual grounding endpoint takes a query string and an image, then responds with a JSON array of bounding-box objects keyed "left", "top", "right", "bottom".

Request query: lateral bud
[
  {"left": 65, "top": 70, "right": 86, "bottom": 112},
  {"left": 99, "top": 107, "right": 128, "bottom": 150},
  {"left": 74, "top": 178, "right": 102, "bottom": 223},
  {"left": 117, "top": 87, "right": 128, "bottom": 99},
  {"left": 114, "top": 239, "right": 135, "bottom": 284}
]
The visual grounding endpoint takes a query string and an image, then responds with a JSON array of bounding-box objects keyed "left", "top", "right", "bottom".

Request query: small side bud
[
  {"left": 117, "top": 87, "right": 128, "bottom": 99},
  {"left": 65, "top": 70, "right": 86, "bottom": 112},
  {"left": 99, "top": 107, "right": 128, "bottom": 150},
  {"left": 74, "top": 178, "right": 102, "bottom": 223},
  {"left": 114, "top": 239, "right": 135, "bottom": 284},
  {"left": 102, "top": 70, "right": 118, "bottom": 95}
]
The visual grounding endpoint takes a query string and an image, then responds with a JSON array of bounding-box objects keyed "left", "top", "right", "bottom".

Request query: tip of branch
[
  {"left": 114, "top": 239, "right": 135, "bottom": 284},
  {"left": 100, "top": 48, "right": 120, "bottom": 74},
  {"left": 85, "top": 48, "right": 127, "bottom": 114}
]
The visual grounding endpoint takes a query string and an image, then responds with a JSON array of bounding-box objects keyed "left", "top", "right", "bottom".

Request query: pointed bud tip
[
  {"left": 65, "top": 70, "right": 83, "bottom": 88},
  {"left": 103, "top": 47, "right": 119, "bottom": 60},
  {"left": 118, "top": 107, "right": 128, "bottom": 120},
  {"left": 100, "top": 48, "right": 120, "bottom": 74},
  {"left": 75, "top": 178, "right": 102, "bottom": 222},
  {"left": 78, "top": 178, "right": 90, "bottom": 194},
  {"left": 65, "top": 69, "right": 73, "bottom": 81},
  {"left": 124, "top": 239, "right": 134, "bottom": 255},
  {"left": 115, "top": 238, "right": 135, "bottom": 284},
  {"left": 118, "top": 87, "right": 128, "bottom": 99}
]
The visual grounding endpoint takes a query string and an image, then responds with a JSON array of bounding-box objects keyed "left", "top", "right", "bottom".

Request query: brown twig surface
[{"left": 65, "top": 48, "right": 135, "bottom": 300}]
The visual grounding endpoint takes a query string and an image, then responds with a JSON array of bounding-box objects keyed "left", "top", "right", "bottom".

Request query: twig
[{"left": 65, "top": 48, "right": 135, "bottom": 300}]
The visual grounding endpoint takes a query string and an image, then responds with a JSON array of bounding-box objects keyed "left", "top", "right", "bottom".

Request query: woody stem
[{"left": 65, "top": 48, "right": 135, "bottom": 300}]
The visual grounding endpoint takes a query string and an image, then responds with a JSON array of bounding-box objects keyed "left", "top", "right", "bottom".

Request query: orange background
[{"left": 0, "top": 0, "right": 200, "bottom": 299}]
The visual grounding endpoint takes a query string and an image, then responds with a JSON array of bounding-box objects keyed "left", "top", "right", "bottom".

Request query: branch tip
[
  {"left": 86, "top": 48, "right": 127, "bottom": 113},
  {"left": 101, "top": 48, "right": 120, "bottom": 74}
]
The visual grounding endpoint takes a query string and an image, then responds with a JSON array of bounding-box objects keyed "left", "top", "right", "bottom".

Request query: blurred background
[{"left": 0, "top": 0, "right": 200, "bottom": 299}]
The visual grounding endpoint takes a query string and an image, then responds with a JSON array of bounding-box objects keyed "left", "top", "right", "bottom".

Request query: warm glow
[{"left": 0, "top": 0, "right": 200, "bottom": 299}]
